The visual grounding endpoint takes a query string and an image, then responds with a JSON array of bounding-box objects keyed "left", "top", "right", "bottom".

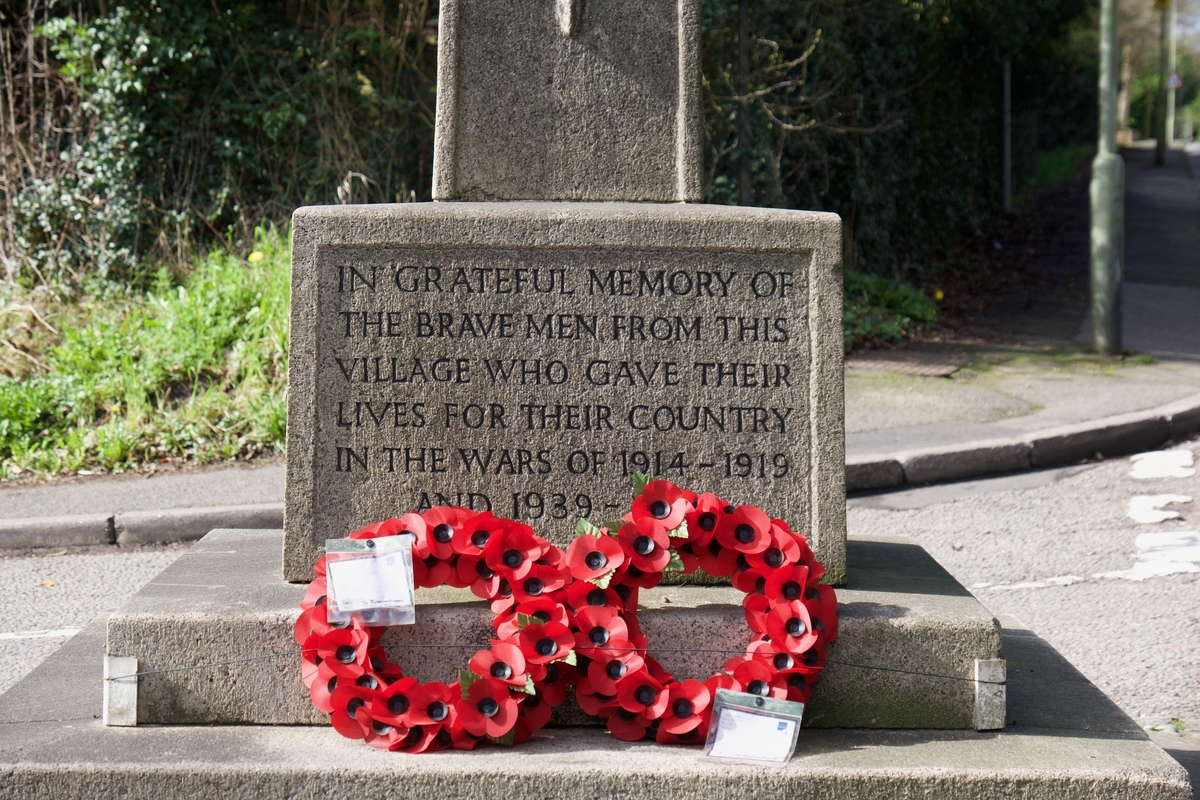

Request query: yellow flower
[
  {"left": 934, "top": 290, "right": 945, "bottom": 301},
  {"left": 248, "top": 251, "right": 264, "bottom": 263}
]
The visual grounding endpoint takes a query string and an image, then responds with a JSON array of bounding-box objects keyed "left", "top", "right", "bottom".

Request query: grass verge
[{"left": 0, "top": 227, "right": 289, "bottom": 480}]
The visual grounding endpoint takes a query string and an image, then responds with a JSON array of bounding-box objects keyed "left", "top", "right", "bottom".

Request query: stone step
[
  {"left": 2, "top": 615, "right": 1189, "bottom": 799},
  {"left": 106, "top": 529, "right": 1002, "bottom": 729}
]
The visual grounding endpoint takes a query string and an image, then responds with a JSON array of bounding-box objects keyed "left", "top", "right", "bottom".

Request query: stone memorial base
[
  {"left": 105, "top": 528, "right": 1001, "bottom": 730},
  {"left": 0, "top": 603, "right": 1188, "bottom": 799}
]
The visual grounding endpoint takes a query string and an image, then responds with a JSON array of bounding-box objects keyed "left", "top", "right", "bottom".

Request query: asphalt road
[{"left": 0, "top": 447, "right": 1196, "bottom": 786}]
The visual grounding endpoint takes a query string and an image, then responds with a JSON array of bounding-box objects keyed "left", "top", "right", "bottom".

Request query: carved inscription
[{"left": 315, "top": 247, "right": 812, "bottom": 537}]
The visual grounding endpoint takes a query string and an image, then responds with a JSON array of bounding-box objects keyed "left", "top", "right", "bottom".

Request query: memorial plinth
[{"left": 109, "top": 528, "right": 1001, "bottom": 730}]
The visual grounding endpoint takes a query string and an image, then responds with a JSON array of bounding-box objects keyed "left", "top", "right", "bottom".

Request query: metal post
[
  {"left": 1156, "top": 1, "right": 1168, "bottom": 166},
  {"left": 1091, "top": 0, "right": 1124, "bottom": 354},
  {"left": 1003, "top": 58, "right": 1012, "bottom": 214},
  {"left": 1167, "top": 0, "right": 1177, "bottom": 145},
  {"left": 738, "top": 0, "right": 751, "bottom": 206}
]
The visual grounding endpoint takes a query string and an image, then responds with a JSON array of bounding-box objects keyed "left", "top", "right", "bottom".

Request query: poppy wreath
[{"left": 294, "top": 476, "right": 838, "bottom": 752}]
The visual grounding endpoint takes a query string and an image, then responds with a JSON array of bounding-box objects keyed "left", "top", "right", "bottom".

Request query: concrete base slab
[
  {"left": 0, "top": 614, "right": 1189, "bottom": 799},
  {"left": 104, "top": 529, "right": 1003, "bottom": 729}
]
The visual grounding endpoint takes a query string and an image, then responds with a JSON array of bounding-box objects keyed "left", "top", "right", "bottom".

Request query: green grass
[
  {"left": 0, "top": 227, "right": 289, "bottom": 479},
  {"left": 843, "top": 269, "right": 938, "bottom": 351},
  {"left": 1032, "top": 144, "right": 1093, "bottom": 188}
]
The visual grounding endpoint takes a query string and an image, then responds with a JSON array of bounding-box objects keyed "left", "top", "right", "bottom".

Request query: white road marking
[
  {"left": 1128, "top": 494, "right": 1192, "bottom": 523},
  {"left": 1095, "top": 531, "right": 1200, "bottom": 581},
  {"left": 983, "top": 575, "right": 1085, "bottom": 592},
  {"left": 1130, "top": 450, "right": 1196, "bottom": 480},
  {"left": 0, "top": 628, "right": 83, "bottom": 641}
]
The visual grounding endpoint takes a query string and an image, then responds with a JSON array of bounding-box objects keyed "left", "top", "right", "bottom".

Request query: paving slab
[
  {"left": 105, "top": 528, "right": 1001, "bottom": 730},
  {"left": 0, "top": 606, "right": 1189, "bottom": 798}
]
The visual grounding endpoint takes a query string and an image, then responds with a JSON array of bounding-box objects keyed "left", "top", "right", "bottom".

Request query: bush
[
  {"left": 842, "top": 268, "right": 937, "bottom": 351},
  {"left": 1, "top": 0, "right": 1095, "bottom": 288}
]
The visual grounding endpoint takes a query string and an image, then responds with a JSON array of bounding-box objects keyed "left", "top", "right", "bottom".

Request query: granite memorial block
[{"left": 284, "top": 203, "right": 845, "bottom": 582}]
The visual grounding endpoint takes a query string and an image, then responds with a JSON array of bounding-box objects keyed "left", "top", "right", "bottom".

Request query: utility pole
[
  {"left": 1155, "top": 0, "right": 1169, "bottom": 166},
  {"left": 1167, "top": 0, "right": 1178, "bottom": 146},
  {"left": 1002, "top": 58, "right": 1012, "bottom": 214},
  {"left": 1091, "top": 0, "right": 1124, "bottom": 355}
]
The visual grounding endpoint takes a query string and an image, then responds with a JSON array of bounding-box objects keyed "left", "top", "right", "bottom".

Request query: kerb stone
[{"left": 285, "top": 202, "right": 846, "bottom": 583}]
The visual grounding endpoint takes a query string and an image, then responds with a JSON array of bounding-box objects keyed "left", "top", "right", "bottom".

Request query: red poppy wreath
[{"left": 294, "top": 477, "right": 838, "bottom": 752}]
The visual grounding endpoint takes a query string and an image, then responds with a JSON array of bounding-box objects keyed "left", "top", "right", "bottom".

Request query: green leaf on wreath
[
  {"left": 632, "top": 472, "right": 651, "bottom": 495},
  {"left": 516, "top": 612, "right": 540, "bottom": 630},
  {"left": 668, "top": 519, "right": 689, "bottom": 539},
  {"left": 513, "top": 675, "right": 537, "bottom": 695},
  {"left": 488, "top": 729, "right": 516, "bottom": 746},
  {"left": 591, "top": 570, "right": 614, "bottom": 590},
  {"left": 664, "top": 550, "right": 685, "bottom": 573},
  {"left": 604, "top": 519, "right": 626, "bottom": 534},
  {"left": 564, "top": 649, "right": 578, "bottom": 666},
  {"left": 460, "top": 669, "right": 480, "bottom": 698},
  {"left": 575, "top": 518, "right": 601, "bottom": 538}
]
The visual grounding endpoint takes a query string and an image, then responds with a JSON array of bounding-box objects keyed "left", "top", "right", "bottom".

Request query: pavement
[{"left": 2, "top": 144, "right": 1200, "bottom": 546}]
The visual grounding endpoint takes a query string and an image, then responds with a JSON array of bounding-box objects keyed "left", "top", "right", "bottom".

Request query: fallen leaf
[{"left": 39, "top": 580, "right": 56, "bottom": 587}]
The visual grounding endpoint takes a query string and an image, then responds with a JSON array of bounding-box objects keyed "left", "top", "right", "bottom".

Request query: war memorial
[{"left": 0, "top": 1, "right": 1189, "bottom": 796}]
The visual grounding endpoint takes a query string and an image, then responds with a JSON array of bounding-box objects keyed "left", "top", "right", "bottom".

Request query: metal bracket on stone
[
  {"left": 974, "top": 658, "right": 1006, "bottom": 731},
  {"left": 556, "top": 0, "right": 584, "bottom": 36},
  {"left": 103, "top": 656, "right": 138, "bottom": 727}
]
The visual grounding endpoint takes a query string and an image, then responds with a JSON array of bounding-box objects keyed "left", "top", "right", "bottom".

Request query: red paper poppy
[
  {"left": 416, "top": 554, "right": 453, "bottom": 588},
  {"left": 631, "top": 479, "right": 689, "bottom": 532},
  {"left": 586, "top": 642, "right": 645, "bottom": 695},
  {"left": 805, "top": 584, "right": 839, "bottom": 641},
  {"left": 517, "top": 620, "right": 575, "bottom": 664},
  {"left": 408, "top": 681, "right": 458, "bottom": 727},
  {"left": 765, "top": 601, "right": 818, "bottom": 653},
  {"left": 606, "top": 708, "right": 651, "bottom": 741},
  {"left": 715, "top": 504, "right": 772, "bottom": 554},
  {"left": 330, "top": 679, "right": 384, "bottom": 740},
  {"left": 762, "top": 564, "right": 812, "bottom": 604},
  {"left": 450, "top": 511, "right": 509, "bottom": 556},
  {"left": 458, "top": 677, "right": 518, "bottom": 738},
  {"left": 455, "top": 553, "right": 501, "bottom": 599},
  {"left": 574, "top": 605, "right": 630, "bottom": 658},
  {"left": 533, "top": 662, "right": 570, "bottom": 706},
  {"left": 348, "top": 517, "right": 408, "bottom": 540},
  {"left": 308, "top": 661, "right": 340, "bottom": 713},
  {"left": 420, "top": 506, "right": 465, "bottom": 560},
  {"left": 730, "top": 658, "right": 787, "bottom": 699},
  {"left": 742, "top": 593, "right": 772, "bottom": 634},
  {"left": 731, "top": 563, "right": 771, "bottom": 595},
  {"left": 511, "top": 563, "right": 566, "bottom": 603},
  {"left": 660, "top": 679, "right": 711, "bottom": 734},
  {"left": 519, "top": 689, "right": 553, "bottom": 730},
  {"left": 656, "top": 716, "right": 709, "bottom": 745},
  {"left": 483, "top": 526, "right": 543, "bottom": 582},
  {"left": 684, "top": 492, "right": 725, "bottom": 547},
  {"left": 314, "top": 627, "right": 370, "bottom": 679},
  {"left": 363, "top": 718, "right": 408, "bottom": 750},
  {"left": 370, "top": 676, "right": 419, "bottom": 727},
  {"left": 495, "top": 597, "right": 575, "bottom": 638},
  {"left": 575, "top": 678, "right": 618, "bottom": 716},
  {"left": 615, "top": 669, "right": 668, "bottom": 718},
  {"left": 565, "top": 533, "right": 625, "bottom": 582},
  {"left": 301, "top": 578, "right": 327, "bottom": 610},
  {"left": 746, "top": 635, "right": 807, "bottom": 674},
  {"left": 468, "top": 641, "right": 528, "bottom": 689},
  {"left": 617, "top": 517, "right": 671, "bottom": 573},
  {"left": 489, "top": 579, "right": 516, "bottom": 615},
  {"left": 564, "top": 580, "right": 621, "bottom": 612},
  {"left": 391, "top": 512, "right": 430, "bottom": 558}
]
